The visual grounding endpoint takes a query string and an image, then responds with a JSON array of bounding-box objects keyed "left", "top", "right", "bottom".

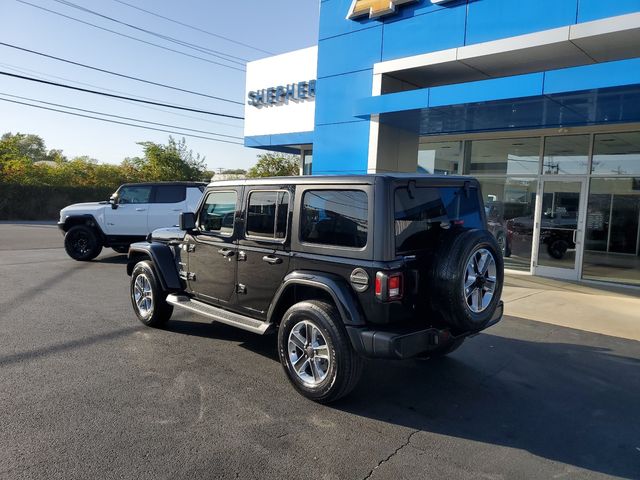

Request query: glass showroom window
[
  {"left": 417, "top": 141, "right": 462, "bottom": 175},
  {"left": 592, "top": 132, "right": 640, "bottom": 175},
  {"left": 583, "top": 177, "right": 640, "bottom": 286},
  {"left": 476, "top": 177, "right": 538, "bottom": 272},
  {"left": 466, "top": 138, "right": 541, "bottom": 175},
  {"left": 543, "top": 135, "right": 590, "bottom": 175}
]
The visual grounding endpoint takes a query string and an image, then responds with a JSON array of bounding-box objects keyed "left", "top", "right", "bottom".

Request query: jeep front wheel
[
  {"left": 278, "top": 300, "right": 362, "bottom": 404},
  {"left": 130, "top": 261, "right": 173, "bottom": 327},
  {"left": 64, "top": 225, "right": 102, "bottom": 261}
]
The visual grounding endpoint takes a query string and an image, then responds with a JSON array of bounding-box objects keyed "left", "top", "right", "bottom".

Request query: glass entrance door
[{"left": 533, "top": 179, "right": 587, "bottom": 280}]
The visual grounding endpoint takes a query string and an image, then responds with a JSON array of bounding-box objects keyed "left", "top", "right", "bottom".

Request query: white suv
[{"left": 58, "top": 182, "right": 205, "bottom": 260}]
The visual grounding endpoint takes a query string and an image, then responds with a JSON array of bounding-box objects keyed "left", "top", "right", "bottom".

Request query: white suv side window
[{"left": 118, "top": 186, "right": 152, "bottom": 205}]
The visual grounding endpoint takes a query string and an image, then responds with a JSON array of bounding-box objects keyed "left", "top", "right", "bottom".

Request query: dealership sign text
[{"left": 248, "top": 80, "right": 317, "bottom": 108}]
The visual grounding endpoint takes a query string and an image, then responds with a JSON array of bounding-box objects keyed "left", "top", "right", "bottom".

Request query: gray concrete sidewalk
[{"left": 504, "top": 273, "right": 640, "bottom": 341}]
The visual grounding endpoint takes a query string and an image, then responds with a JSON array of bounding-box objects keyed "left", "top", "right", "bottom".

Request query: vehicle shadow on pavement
[
  {"left": 338, "top": 326, "right": 640, "bottom": 479},
  {"left": 94, "top": 254, "right": 128, "bottom": 265},
  {"left": 164, "top": 319, "right": 279, "bottom": 361}
]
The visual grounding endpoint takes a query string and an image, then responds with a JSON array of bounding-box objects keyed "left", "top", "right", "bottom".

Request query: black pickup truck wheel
[
  {"left": 278, "top": 300, "right": 362, "bottom": 404},
  {"left": 64, "top": 225, "right": 102, "bottom": 261},
  {"left": 430, "top": 229, "right": 504, "bottom": 332},
  {"left": 130, "top": 261, "right": 173, "bottom": 327}
]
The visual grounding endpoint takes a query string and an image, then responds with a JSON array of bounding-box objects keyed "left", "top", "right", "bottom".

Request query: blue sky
[{"left": 0, "top": 0, "right": 320, "bottom": 170}]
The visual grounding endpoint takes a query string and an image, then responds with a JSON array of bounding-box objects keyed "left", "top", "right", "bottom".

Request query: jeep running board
[{"left": 166, "top": 294, "right": 272, "bottom": 335}]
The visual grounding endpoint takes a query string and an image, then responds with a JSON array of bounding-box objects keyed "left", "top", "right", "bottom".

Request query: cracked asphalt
[{"left": 1, "top": 223, "right": 639, "bottom": 480}]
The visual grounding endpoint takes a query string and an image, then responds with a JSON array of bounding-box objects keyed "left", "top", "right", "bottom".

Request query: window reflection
[
  {"left": 477, "top": 177, "right": 538, "bottom": 271},
  {"left": 583, "top": 177, "right": 640, "bottom": 286},
  {"left": 543, "top": 135, "right": 590, "bottom": 175},
  {"left": 417, "top": 141, "right": 462, "bottom": 175},
  {"left": 467, "top": 138, "right": 540, "bottom": 175},
  {"left": 592, "top": 132, "right": 640, "bottom": 175}
]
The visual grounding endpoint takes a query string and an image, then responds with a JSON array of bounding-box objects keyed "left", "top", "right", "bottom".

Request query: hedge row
[{"left": 0, "top": 184, "right": 114, "bottom": 220}]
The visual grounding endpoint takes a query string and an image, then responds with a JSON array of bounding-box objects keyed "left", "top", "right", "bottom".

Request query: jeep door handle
[
  {"left": 217, "top": 248, "right": 235, "bottom": 258},
  {"left": 171, "top": 208, "right": 182, "bottom": 212},
  {"left": 262, "top": 255, "right": 282, "bottom": 265},
  {"left": 135, "top": 208, "right": 146, "bottom": 212}
]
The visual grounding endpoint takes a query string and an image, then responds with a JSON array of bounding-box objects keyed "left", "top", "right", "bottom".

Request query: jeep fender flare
[
  {"left": 267, "top": 271, "right": 366, "bottom": 327},
  {"left": 127, "top": 242, "right": 182, "bottom": 291}
]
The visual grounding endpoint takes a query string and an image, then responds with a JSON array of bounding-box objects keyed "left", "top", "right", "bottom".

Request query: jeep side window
[
  {"left": 118, "top": 186, "right": 152, "bottom": 204},
  {"left": 246, "top": 190, "right": 290, "bottom": 240},
  {"left": 394, "top": 186, "right": 482, "bottom": 253},
  {"left": 199, "top": 191, "right": 237, "bottom": 235},
  {"left": 300, "top": 190, "right": 368, "bottom": 248}
]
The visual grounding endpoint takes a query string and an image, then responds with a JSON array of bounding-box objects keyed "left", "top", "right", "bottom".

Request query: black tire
[
  {"left": 547, "top": 239, "right": 569, "bottom": 259},
  {"left": 112, "top": 245, "right": 129, "bottom": 254},
  {"left": 130, "top": 261, "right": 173, "bottom": 327},
  {"left": 64, "top": 225, "right": 103, "bottom": 261},
  {"left": 278, "top": 300, "right": 363, "bottom": 404},
  {"left": 429, "top": 229, "right": 504, "bottom": 332}
]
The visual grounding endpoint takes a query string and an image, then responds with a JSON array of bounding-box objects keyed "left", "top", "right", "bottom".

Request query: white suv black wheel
[{"left": 64, "top": 225, "right": 102, "bottom": 261}]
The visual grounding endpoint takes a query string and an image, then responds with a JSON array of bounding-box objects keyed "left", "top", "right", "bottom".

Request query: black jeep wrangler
[{"left": 126, "top": 175, "right": 504, "bottom": 403}]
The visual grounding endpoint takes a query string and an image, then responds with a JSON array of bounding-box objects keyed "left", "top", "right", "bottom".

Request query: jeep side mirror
[
  {"left": 179, "top": 212, "right": 196, "bottom": 231},
  {"left": 109, "top": 195, "right": 118, "bottom": 209}
]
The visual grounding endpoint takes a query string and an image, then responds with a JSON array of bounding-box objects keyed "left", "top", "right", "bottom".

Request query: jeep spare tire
[{"left": 429, "top": 229, "right": 503, "bottom": 332}]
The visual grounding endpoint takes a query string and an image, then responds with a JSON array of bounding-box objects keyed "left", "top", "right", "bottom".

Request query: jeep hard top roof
[{"left": 207, "top": 174, "right": 477, "bottom": 188}]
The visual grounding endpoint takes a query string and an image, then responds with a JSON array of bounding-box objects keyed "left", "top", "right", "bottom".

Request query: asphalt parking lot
[{"left": 1, "top": 223, "right": 639, "bottom": 480}]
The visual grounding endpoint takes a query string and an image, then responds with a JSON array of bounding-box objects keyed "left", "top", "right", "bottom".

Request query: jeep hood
[{"left": 150, "top": 227, "right": 186, "bottom": 242}]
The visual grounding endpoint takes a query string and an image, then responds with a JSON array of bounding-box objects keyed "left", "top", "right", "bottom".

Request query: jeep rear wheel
[
  {"left": 130, "top": 261, "right": 173, "bottom": 327},
  {"left": 278, "top": 300, "right": 362, "bottom": 404},
  {"left": 430, "top": 229, "right": 504, "bottom": 332},
  {"left": 64, "top": 225, "right": 102, "bottom": 261}
]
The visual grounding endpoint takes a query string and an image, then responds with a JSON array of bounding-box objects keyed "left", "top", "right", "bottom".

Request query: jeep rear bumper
[{"left": 346, "top": 301, "right": 503, "bottom": 359}]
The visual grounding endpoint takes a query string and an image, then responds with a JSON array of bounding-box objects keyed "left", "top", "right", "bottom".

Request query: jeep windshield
[{"left": 394, "top": 183, "right": 483, "bottom": 254}]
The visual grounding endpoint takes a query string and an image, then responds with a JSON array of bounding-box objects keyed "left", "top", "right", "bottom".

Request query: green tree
[
  {"left": 0, "top": 132, "right": 48, "bottom": 163},
  {"left": 136, "top": 136, "right": 207, "bottom": 181},
  {"left": 246, "top": 153, "right": 300, "bottom": 178}
]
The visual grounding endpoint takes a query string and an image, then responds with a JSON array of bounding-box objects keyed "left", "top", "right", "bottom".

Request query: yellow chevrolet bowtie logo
[{"left": 347, "top": 0, "right": 418, "bottom": 20}]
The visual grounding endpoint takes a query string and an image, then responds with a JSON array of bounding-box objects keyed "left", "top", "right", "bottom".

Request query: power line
[
  {"left": 0, "top": 70, "right": 245, "bottom": 120},
  {"left": 0, "top": 41, "right": 244, "bottom": 106},
  {"left": 50, "top": 0, "right": 248, "bottom": 65},
  {"left": 0, "top": 61, "right": 243, "bottom": 128},
  {"left": 15, "top": 0, "right": 245, "bottom": 72},
  {"left": 0, "top": 96, "right": 244, "bottom": 145},
  {"left": 0, "top": 92, "right": 243, "bottom": 139},
  {"left": 111, "top": 0, "right": 274, "bottom": 55}
]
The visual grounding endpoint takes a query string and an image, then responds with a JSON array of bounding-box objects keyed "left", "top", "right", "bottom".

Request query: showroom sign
[
  {"left": 347, "top": 0, "right": 456, "bottom": 20},
  {"left": 247, "top": 80, "right": 316, "bottom": 108}
]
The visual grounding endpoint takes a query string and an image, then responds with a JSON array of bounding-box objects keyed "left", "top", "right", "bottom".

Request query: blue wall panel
[
  {"left": 315, "top": 70, "right": 374, "bottom": 125},
  {"left": 381, "top": 6, "right": 467, "bottom": 60},
  {"left": 544, "top": 59, "right": 640, "bottom": 94},
  {"left": 317, "top": 25, "right": 382, "bottom": 78},
  {"left": 577, "top": 0, "right": 640, "bottom": 22},
  {"left": 429, "top": 73, "right": 544, "bottom": 107},
  {"left": 313, "top": 121, "right": 371, "bottom": 174},
  {"left": 465, "top": 0, "right": 578, "bottom": 44}
]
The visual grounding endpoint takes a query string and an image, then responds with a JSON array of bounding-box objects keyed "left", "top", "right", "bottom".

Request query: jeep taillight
[{"left": 375, "top": 272, "right": 403, "bottom": 302}]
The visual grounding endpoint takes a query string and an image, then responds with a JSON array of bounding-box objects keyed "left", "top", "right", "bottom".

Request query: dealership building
[{"left": 244, "top": 0, "right": 640, "bottom": 287}]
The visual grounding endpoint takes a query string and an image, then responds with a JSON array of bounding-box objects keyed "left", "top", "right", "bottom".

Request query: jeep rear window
[
  {"left": 300, "top": 190, "right": 368, "bottom": 249},
  {"left": 394, "top": 185, "right": 483, "bottom": 253}
]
